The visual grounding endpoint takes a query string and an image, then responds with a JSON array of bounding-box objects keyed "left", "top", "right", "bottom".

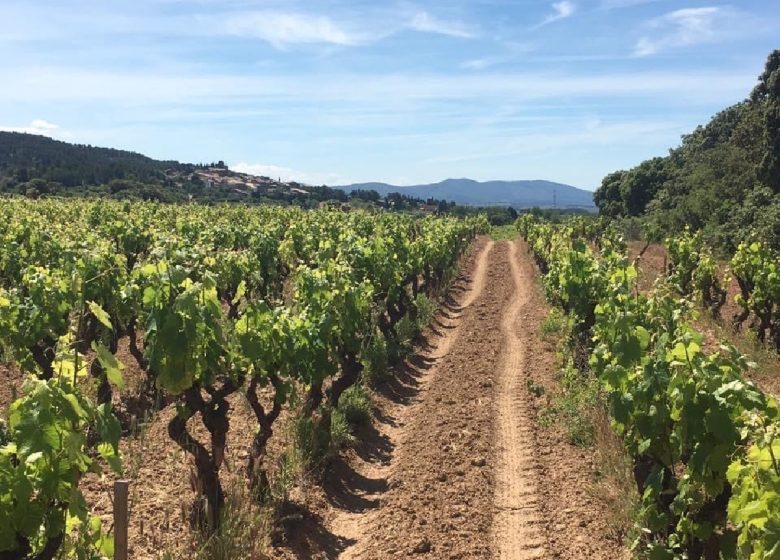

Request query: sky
[{"left": 0, "top": 1, "right": 778, "bottom": 190}]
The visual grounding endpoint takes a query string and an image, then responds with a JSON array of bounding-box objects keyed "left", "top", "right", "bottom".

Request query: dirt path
[
  {"left": 490, "top": 240, "right": 546, "bottom": 559},
  {"left": 304, "top": 238, "right": 628, "bottom": 559},
  {"left": 328, "top": 238, "right": 496, "bottom": 558}
]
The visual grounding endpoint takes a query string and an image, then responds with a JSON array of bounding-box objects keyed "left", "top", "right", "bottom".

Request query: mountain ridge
[
  {"left": 334, "top": 178, "right": 595, "bottom": 209},
  {"left": 0, "top": 131, "right": 595, "bottom": 210}
]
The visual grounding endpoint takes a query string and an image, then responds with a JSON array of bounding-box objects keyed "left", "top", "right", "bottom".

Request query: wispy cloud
[
  {"left": 0, "top": 119, "right": 69, "bottom": 138},
  {"left": 634, "top": 7, "right": 724, "bottom": 56},
  {"left": 538, "top": 1, "right": 576, "bottom": 27},
  {"left": 0, "top": 66, "right": 755, "bottom": 107},
  {"left": 220, "top": 8, "right": 475, "bottom": 48},
  {"left": 462, "top": 58, "right": 494, "bottom": 70},
  {"left": 409, "top": 11, "right": 475, "bottom": 38},
  {"left": 223, "top": 11, "right": 360, "bottom": 48},
  {"left": 601, "top": 0, "right": 669, "bottom": 9}
]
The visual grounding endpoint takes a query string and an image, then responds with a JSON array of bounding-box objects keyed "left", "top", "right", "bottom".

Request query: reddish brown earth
[
  {"left": 2, "top": 237, "right": 631, "bottom": 559},
  {"left": 0, "top": 362, "right": 24, "bottom": 414},
  {"left": 308, "top": 238, "right": 628, "bottom": 559}
]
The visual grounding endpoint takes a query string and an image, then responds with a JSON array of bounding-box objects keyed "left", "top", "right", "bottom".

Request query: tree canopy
[{"left": 593, "top": 50, "right": 780, "bottom": 251}]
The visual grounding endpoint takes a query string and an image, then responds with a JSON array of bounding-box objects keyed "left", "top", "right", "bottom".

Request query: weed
[
  {"left": 395, "top": 316, "right": 416, "bottom": 351},
  {"left": 290, "top": 411, "right": 329, "bottom": 469},
  {"left": 540, "top": 308, "right": 567, "bottom": 343},
  {"left": 270, "top": 447, "right": 300, "bottom": 504},
  {"left": 698, "top": 313, "right": 780, "bottom": 381},
  {"left": 489, "top": 224, "right": 518, "bottom": 241},
  {"left": 540, "top": 357, "right": 599, "bottom": 447},
  {"left": 587, "top": 408, "right": 639, "bottom": 544},
  {"left": 525, "top": 378, "right": 545, "bottom": 398},
  {"left": 190, "top": 481, "right": 273, "bottom": 560},
  {"left": 330, "top": 408, "right": 356, "bottom": 451},
  {"left": 413, "top": 293, "right": 437, "bottom": 332},
  {"left": 362, "top": 328, "right": 389, "bottom": 386},
  {"left": 338, "top": 384, "right": 372, "bottom": 427}
]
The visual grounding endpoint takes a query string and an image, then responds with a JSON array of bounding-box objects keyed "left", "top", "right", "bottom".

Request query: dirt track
[
  {"left": 1, "top": 235, "right": 628, "bottom": 559},
  {"left": 311, "top": 238, "right": 627, "bottom": 559},
  {"left": 491, "top": 241, "right": 546, "bottom": 559}
]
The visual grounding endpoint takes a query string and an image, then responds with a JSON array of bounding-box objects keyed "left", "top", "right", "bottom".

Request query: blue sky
[{"left": 0, "top": 1, "right": 778, "bottom": 189}]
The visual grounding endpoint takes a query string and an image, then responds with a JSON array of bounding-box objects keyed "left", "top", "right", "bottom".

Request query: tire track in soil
[
  {"left": 490, "top": 240, "right": 547, "bottom": 559},
  {"left": 328, "top": 239, "right": 495, "bottom": 559}
]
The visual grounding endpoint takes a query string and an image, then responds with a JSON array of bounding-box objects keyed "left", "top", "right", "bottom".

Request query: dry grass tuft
[{"left": 587, "top": 407, "right": 638, "bottom": 544}]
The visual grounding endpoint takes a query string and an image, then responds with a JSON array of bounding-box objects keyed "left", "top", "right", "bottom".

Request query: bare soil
[{"left": 307, "top": 239, "right": 628, "bottom": 559}]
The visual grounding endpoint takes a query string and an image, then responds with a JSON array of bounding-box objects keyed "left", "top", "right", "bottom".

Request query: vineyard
[
  {"left": 519, "top": 214, "right": 780, "bottom": 559},
  {"left": 0, "top": 198, "right": 484, "bottom": 559},
  {"left": 0, "top": 196, "right": 779, "bottom": 560}
]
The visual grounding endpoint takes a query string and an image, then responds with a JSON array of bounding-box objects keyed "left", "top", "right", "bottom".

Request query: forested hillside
[
  {"left": 593, "top": 50, "right": 780, "bottom": 251},
  {"left": 0, "top": 131, "right": 184, "bottom": 185},
  {"left": 0, "top": 133, "right": 351, "bottom": 206}
]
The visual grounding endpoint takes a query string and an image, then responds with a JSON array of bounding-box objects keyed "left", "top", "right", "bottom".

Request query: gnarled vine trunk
[{"left": 167, "top": 381, "right": 236, "bottom": 533}]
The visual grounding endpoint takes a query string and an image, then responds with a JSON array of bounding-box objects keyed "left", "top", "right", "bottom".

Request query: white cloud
[
  {"left": 600, "top": 0, "right": 668, "bottom": 8},
  {"left": 538, "top": 1, "right": 576, "bottom": 26},
  {"left": 424, "top": 118, "right": 685, "bottom": 164},
  {"left": 230, "top": 162, "right": 345, "bottom": 186},
  {"left": 462, "top": 58, "right": 493, "bottom": 70},
  {"left": 220, "top": 9, "right": 475, "bottom": 48},
  {"left": 634, "top": 7, "right": 723, "bottom": 57},
  {"left": 223, "top": 11, "right": 359, "bottom": 48},
  {"left": 409, "top": 12, "right": 475, "bottom": 38},
  {"left": 0, "top": 67, "right": 755, "bottom": 107},
  {"left": 0, "top": 119, "right": 69, "bottom": 138}
]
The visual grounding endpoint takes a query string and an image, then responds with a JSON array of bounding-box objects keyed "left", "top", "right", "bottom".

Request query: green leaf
[
  {"left": 87, "top": 301, "right": 113, "bottom": 330},
  {"left": 92, "top": 342, "right": 125, "bottom": 389},
  {"left": 635, "top": 326, "right": 650, "bottom": 349},
  {"left": 25, "top": 451, "right": 43, "bottom": 465},
  {"left": 232, "top": 280, "right": 247, "bottom": 305},
  {"left": 97, "top": 442, "right": 122, "bottom": 474}
]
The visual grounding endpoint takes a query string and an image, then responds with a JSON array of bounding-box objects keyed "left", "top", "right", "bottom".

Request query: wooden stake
[{"left": 114, "top": 480, "right": 130, "bottom": 560}]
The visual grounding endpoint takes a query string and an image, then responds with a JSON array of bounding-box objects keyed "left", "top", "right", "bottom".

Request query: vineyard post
[{"left": 114, "top": 480, "right": 130, "bottom": 560}]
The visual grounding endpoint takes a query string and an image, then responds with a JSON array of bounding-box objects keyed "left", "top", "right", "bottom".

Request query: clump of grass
[
  {"left": 540, "top": 308, "right": 567, "bottom": 343},
  {"left": 558, "top": 363, "right": 600, "bottom": 447},
  {"left": 362, "top": 328, "right": 390, "bottom": 386},
  {"left": 525, "top": 378, "right": 545, "bottom": 398},
  {"left": 413, "top": 293, "right": 437, "bottom": 332},
  {"left": 284, "top": 384, "right": 374, "bottom": 478},
  {"left": 538, "top": 315, "right": 599, "bottom": 447},
  {"left": 270, "top": 445, "right": 301, "bottom": 504},
  {"left": 338, "top": 384, "right": 372, "bottom": 427},
  {"left": 395, "top": 316, "right": 416, "bottom": 352},
  {"left": 329, "top": 408, "right": 355, "bottom": 452},
  {"left": 330, "top": 383, "right": 374, "bottom": 451},
  {"left": 587, "top": 407, "right": 639, "bottom": 543},
  {"left": 190, "top": 481, "right": 273, "bottom": 560},
  {"left": 489, "top": 224, "right": 518, "bottom": 241},
  {"left": 290, "top": 411, "right": 330, "bottom": 470}
]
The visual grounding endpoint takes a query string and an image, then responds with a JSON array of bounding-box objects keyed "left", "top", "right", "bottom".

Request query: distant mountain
[
  {"left": 0, "top": 132, "right": 596, "bottom": 211},
  {"left": 333, "top": 178, "right": 595, "bottom": 209}
]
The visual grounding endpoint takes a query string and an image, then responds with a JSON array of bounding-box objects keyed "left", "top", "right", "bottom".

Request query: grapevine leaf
[
  {"left": 232, "top": 280, "right": 247, "bottom": 305},
  {"left": 87, "top": 301, "right": 113, "bottom": 330},
  {"left": 92, "top": 342, "right": 125, "bottom": 389},
  {"left": 97, "top": 442, "right": 122, "bottom": 474},
  {"left": 635, "top": 326, "right": 650, "bottom": 349}
]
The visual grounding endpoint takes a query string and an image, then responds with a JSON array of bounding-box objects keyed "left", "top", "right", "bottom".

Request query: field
[{"left": 1, "top": 199, "right": 778, "bottom": 560}]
